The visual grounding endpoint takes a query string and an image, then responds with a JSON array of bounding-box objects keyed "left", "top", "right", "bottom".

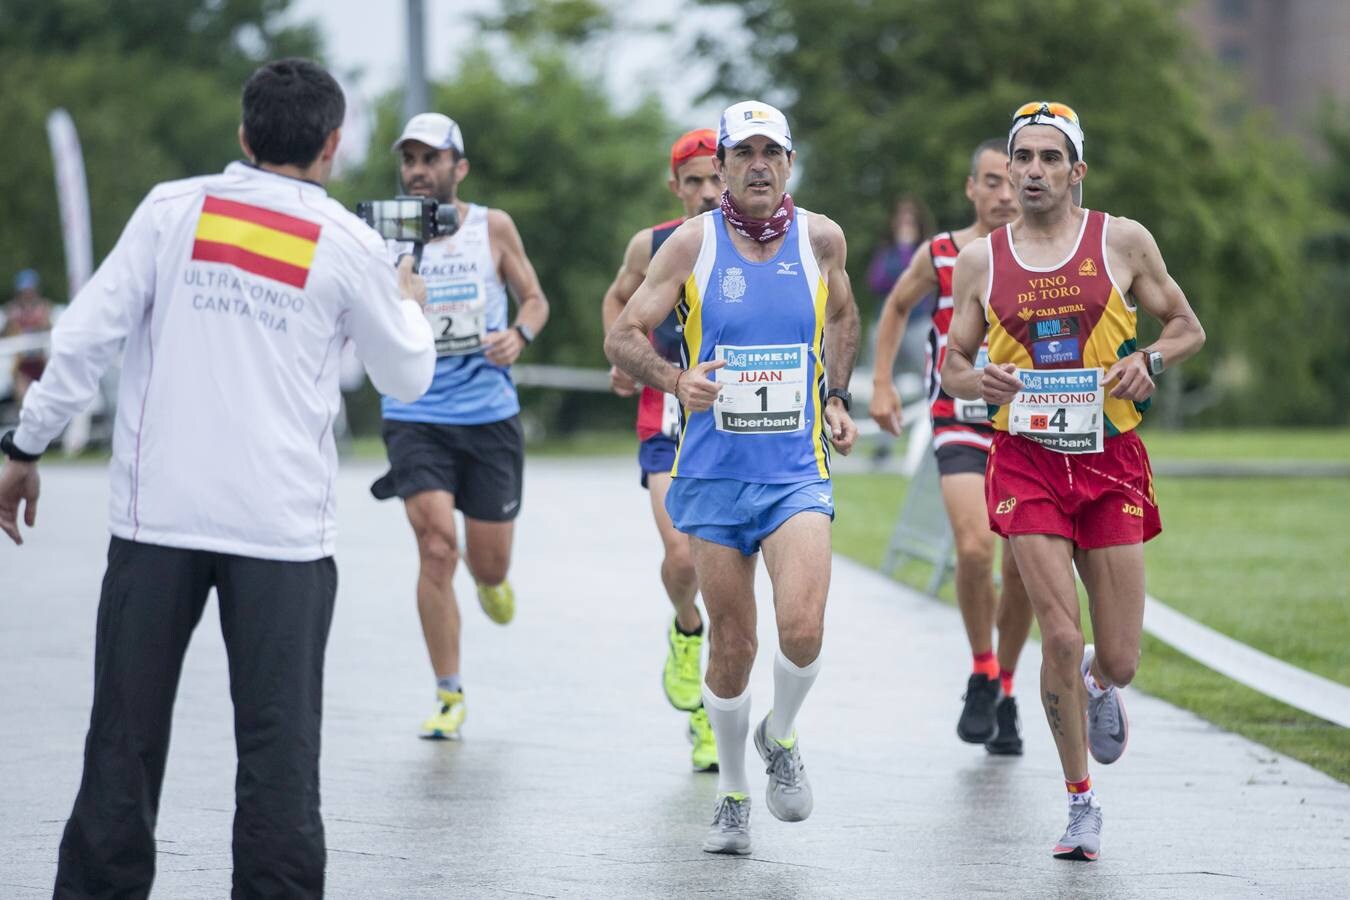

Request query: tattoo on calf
[{"left": 1045, "top": 691, "right": 1065, "bottom": 737}]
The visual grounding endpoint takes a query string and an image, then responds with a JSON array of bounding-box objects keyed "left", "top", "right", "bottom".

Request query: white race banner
[{"left": 46, "top": 108, "right": 94, "bottom": 295}]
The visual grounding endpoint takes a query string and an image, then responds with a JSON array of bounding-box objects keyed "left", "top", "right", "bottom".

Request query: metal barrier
[{"left": 880, "top": 432, "right": 955, "bottom": 595}]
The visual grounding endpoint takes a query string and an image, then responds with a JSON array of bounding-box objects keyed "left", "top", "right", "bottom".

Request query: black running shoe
[
  {"left": 985, "top": 695, "right": 1024, "bottom": 756},
  {"left": 957, "top": 673, "right": 999, "bottom": 743}
]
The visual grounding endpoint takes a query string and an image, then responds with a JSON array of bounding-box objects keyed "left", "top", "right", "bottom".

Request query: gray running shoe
[
  {"left": 1082, "top": 645, "right": 1129, "bottom": 764},
  {"left": 753, "top": 714, "right": 813, "bottom": 822},
  {"left": 1052, "top": 796, "right": 1103, "bottom": 860},
  {"left": 702, "top": 793, "right": 752, "bottom": 855}
]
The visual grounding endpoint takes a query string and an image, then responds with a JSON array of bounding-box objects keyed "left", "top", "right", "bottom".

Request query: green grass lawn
[
  {"left": 833, "top": 430, "right": 1350, "bottom": 784},
  {"left": 1135, "top": 426, "right": 1350, "bottom": 462}
]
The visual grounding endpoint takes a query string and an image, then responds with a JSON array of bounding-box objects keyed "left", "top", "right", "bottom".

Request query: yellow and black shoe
[
  {"left": 476, "top": 581, "right": 515, "bottom": 625},
  {"left": 663, "top": 619, "right": 704, "bottom": 711},
  {"left": 420, "top": 688, "right": 465, "bottom": 740},
  {"left": 688, "top": 707, "right": 720, "bottom": 772}
]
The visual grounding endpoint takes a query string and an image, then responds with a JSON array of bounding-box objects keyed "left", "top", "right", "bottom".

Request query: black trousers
[{"left": 54, "top": 537, "right": 337, "bottom": 900}]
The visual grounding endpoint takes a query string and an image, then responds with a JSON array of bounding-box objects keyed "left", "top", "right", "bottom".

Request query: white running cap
[
  {"left": 718, "top": 100, "right": 793, "bottom": 152},
  {"left": 392, "top": 113, "right": 465, "bottom": 156}
]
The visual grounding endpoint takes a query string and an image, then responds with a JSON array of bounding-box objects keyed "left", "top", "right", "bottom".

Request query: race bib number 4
[
  {"left": 713, "top": 343, "right": 810, "bottom": 434},
  {"left": 426, "top": 280, "right": 488, "bottom": 357},
  {"left": 1009, "top": 368, "right": 1104, "bottom": 454}
]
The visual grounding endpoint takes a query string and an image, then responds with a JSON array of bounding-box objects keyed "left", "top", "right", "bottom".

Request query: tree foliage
[
  {"left": 696, "top": 0, "right": 1337, "bottom": 424},
  {"left": 331, "top": 43, "right": 680, "bottom": 432},
  {"left": 0, "top": 1, "right": 318, "bottom": 302},
  {"left": 0, "top": 1, "right": 319, "bottom": 82},
  {"left": 1307, "top": 109, "right": 1350, "bottom": 422}
]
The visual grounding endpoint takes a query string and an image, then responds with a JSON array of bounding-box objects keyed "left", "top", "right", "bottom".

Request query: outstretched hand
[
  {"left": 825, "top": 401, "right": 858, "bottom": 455},
  {"left": 869, "top": 382, "right": 903, "bottom": 436},
  {"left": 0, "top": 460, "right": 40, "bottom": 545}
]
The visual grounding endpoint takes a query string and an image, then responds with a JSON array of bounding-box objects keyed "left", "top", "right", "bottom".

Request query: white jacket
[{"left": 15, "top": 162, "right": 435, "bottom": 561}]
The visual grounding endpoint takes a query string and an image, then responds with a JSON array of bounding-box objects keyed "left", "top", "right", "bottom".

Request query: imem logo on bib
[
  {"left": 1009, "top": 368, "right": 1104, "bottom": 454},
  {"left": 714, "top": 343, "right": 809, "bottom": 434}
]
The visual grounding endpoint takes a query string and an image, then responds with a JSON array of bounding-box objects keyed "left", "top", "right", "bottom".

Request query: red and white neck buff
[{"left": 720, "top": 190, "right": 795, "bottom": 243}]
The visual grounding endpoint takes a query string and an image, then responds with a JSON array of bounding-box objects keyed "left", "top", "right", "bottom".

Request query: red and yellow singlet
[{"left": 984, "top": 210, "right": 1147, "bottom": 436}]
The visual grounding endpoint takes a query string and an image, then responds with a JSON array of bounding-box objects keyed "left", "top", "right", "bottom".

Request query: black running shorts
[
  {"left": 371, "top": 417, "right": 524, "bottom": 521},
  {"left": 934, "top": 442, "right": 990, "bottom": 478}
]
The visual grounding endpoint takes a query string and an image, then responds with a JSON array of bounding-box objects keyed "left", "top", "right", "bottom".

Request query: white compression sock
[
  {"left": 767, "top": 650, "right": 822, "bottom": 744},
  {"left": 702, "top": 683, "right": 752, "bottom": 796}
]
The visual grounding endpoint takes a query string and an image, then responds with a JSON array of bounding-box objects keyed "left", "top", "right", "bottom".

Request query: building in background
[{"left": 1186, "top": 0, "right": 1350, "bottom": 145}]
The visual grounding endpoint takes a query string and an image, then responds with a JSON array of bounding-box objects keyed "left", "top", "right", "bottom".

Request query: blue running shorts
[
  {"left": 664, "top": 477, "right": 834, "bottom": 556},
  {"left": 638, "top": 434, "right": 678, "bottom": 489}
]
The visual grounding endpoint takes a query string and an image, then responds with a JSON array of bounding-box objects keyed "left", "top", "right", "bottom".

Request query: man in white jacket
[{"left": 0, "top": 58, "right": 435, "bottom": 898}]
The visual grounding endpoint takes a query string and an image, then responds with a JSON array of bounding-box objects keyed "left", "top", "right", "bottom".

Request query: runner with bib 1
[
  {"left": 714, "top": 343, "right": 809, "bottom": 433},
  {"left": 1008, "top": 368, "right": 1103, "bottom": 453}
]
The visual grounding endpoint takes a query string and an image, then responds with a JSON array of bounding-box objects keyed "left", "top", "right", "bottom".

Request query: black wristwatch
[
  {"left": 1, "top": 430, "right": 42, "bottom": 463},
  {"left": 826, "top": 388, "right": 852, "bottom": 412},
  {"left": 1139, "top": 349, "right": 1165, "bottom": 377},
  {"left": 514, "top": 323, "right": 535, "bottom": 346}
]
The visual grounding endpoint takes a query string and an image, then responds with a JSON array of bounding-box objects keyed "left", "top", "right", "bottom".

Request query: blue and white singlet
[
  {"left": 381, "top": 204, "right": 519, "bottom": 425},
  {"left": 672, "top": 208, "right": 831, "bottom": 483}
]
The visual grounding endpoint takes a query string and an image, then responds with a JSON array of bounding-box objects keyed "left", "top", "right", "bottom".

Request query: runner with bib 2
[{"left": 374, "top": 112, "right": 550, "bottom": 742}]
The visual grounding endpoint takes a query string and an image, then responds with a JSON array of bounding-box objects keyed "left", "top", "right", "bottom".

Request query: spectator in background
[
  {"left": 867, "top": 195, "right": 935, "bottom": 375},
  {"left": 3, "top": 269, "right": 54, "bottom": 405}
]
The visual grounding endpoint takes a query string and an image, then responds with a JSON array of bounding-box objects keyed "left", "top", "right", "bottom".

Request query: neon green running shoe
[
  {"left": 476, "top": 580, "right": 515, "bottom": 625},
  {"left": 663, "top": 619, "right": 704, "bottom": 711},
  {"left": 688, "top": 707, "right": 720, "bottom": 772},
  {"left": 420, "top": 689, "right": 465, "bottom": 740}
]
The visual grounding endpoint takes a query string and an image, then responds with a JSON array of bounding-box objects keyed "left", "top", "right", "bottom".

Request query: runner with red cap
[{"left": 601, "top": 128, "right": 723, "bottom": 773}]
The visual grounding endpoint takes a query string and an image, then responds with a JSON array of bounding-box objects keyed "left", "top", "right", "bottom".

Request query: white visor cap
[
  {"left": 392, "top": 113, "right": 465, "bottom": 156},
  {"left": 718, "top": 100, "right": 793, "bottom": 152},
  {"left": 1008, "top": 113, "right": 1084, "bottom": 162}
]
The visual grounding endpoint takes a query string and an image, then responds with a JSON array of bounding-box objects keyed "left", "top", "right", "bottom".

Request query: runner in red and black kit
[
  {"left": 925, "top": 230, "right": 998, "bottom": 466},
  {"left": 870, "top": 139, "right": 1035, "bottom": 754},
  {"left": 601, "top": 129, "right": 723, "bottom": 772}
]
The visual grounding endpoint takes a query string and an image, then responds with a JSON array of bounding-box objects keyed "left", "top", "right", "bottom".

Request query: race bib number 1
[
  {"left": 426, "top": 280, "right": 488, "bottom": 357},
  {"left": 713, "top": 343, "right": 810, "bottom": 434},
  {"left": 1009, "top": 367, "right": 1104, "bottom": 454}
]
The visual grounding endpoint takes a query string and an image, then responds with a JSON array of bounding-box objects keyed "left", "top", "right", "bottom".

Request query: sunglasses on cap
[
  {"left": 672, "top": 130, "right": 717, "bottom": 159},
  {"left": 1012, "top": 101, "right": 1080, "bottom": 126}
]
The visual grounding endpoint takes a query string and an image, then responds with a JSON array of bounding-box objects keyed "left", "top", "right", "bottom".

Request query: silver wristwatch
[{"left": 1141, "top": 349, "right": 1164, "bottom": 377}]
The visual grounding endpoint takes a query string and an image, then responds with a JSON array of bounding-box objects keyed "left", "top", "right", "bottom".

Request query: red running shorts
[{"left": 985, "top": 430, "right": 1161, "bottom": 549}]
